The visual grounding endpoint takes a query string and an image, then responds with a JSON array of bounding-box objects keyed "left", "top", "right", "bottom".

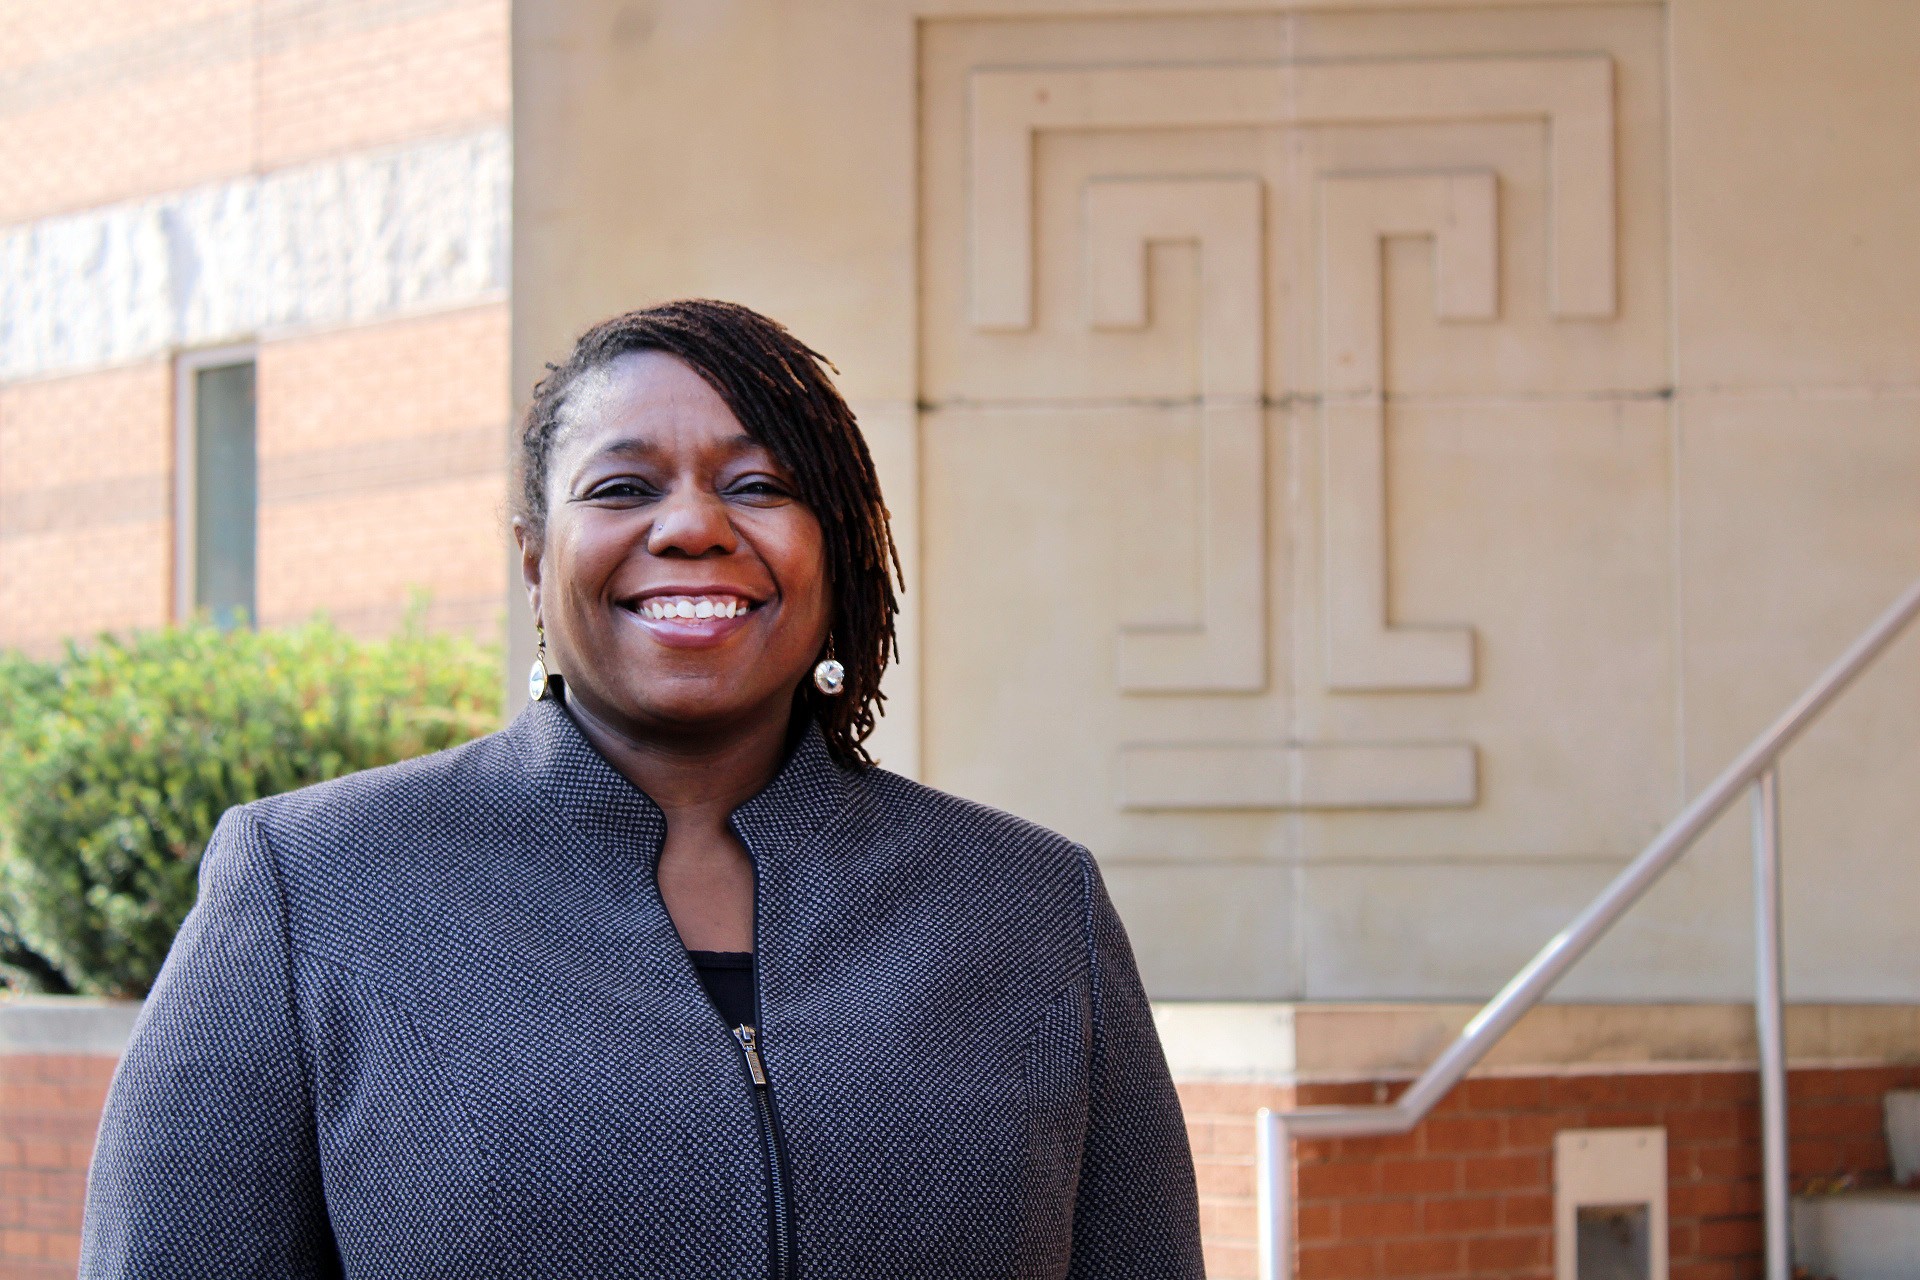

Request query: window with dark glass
[{"left": 191, "top": 360, "right": 257, "bottom": 629}]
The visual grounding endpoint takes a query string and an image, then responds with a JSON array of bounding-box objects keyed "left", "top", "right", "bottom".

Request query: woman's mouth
[
  {"left": 633, "top": 594, "right": 756, "bottom": 621},
  {"left": 621, "top": 593, "right": 763, "bottom": 648}
]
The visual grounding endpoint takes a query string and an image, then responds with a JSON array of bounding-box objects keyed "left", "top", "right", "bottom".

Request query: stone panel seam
[{"left": 915, "top": 391, "right": 1680, "bottom": 416}]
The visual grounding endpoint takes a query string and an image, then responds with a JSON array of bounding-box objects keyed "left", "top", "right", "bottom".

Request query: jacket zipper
[{"left": 733, "top": 1023, "right": 794, "bottom": 1280}]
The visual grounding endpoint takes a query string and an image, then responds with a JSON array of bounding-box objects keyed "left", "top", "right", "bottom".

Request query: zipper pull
[{"left": 734, "top": 1024, "right": 768, "bottom": 1086}]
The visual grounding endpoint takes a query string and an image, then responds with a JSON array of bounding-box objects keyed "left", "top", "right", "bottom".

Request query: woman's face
[{"left": 518, "top": 350, "right": 831, "bottom": 743}]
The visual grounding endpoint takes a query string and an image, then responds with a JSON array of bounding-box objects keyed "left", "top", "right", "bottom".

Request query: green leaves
[{"left": 0, "top": 617, "right": 500, "bottom": 997}]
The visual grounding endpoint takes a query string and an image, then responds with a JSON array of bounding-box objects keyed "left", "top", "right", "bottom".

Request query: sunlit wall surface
[{"left": 511, "top": 0, "right": 1920, "bottom": 1003}]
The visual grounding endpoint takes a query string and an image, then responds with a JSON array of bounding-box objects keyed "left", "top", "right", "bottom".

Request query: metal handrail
[{"left": 1256, "top": 574, "right": 1920, "bottom": 1280}]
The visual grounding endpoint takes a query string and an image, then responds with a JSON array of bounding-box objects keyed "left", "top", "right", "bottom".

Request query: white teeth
[{"left": 636, "top": 595, "right": 751, "bottom": 621}]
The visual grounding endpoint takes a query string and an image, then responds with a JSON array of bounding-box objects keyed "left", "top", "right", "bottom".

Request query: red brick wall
[
  {"left": 0, "top": 0, "right": 508, "bottom": 225},
  {"left": 0, "top": 1055, "right": 114, "bottom": 1280},
  {"left": 256, "top": 303, "right": 510, "bottom": 639},
  {"left": 0, "top": 362, "right": 174, "bottom": 653},
  {"left": 259, "top": 0, "right": 509, "bottom": 169},
  {"left": 0, "top": 0, "right": 256, "bottom": 225},
  {"left": 1182, "top": 1064, "right": 1920, "bottom": 1280}
]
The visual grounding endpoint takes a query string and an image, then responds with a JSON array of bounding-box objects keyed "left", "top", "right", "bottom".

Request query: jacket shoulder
[
  {"left": 855, "top": 766, "right": 1090, "bottom": 870},
  {"left": 242, "top": 727, "right": 520, "bottom": 854}
]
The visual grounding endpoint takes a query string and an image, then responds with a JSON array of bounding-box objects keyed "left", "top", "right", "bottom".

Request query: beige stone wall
[{"left": 514, "top": 0, "right": 1920, "bottom": 1002}]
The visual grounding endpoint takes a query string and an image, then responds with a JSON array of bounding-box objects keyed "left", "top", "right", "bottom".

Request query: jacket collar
[{"left": 508, "top": 694, "right": 854, "bottom": 871}]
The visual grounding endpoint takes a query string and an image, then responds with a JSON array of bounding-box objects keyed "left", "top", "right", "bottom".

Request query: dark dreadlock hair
[{"left": 514, "top": 299, "right": 903, "bottom": 769}]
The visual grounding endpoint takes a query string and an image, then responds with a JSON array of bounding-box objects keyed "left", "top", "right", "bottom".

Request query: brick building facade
[{"left": 0, "top": 0, "right": 512, "bottom": 653}]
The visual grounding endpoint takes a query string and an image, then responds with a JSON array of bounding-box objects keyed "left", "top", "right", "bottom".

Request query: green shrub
[{"left": 0, "top": 616, "right": 500, "bottom": 997}]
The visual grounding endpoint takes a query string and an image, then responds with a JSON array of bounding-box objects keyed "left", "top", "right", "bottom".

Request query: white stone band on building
[{"left": 0, "top": 127, "right": 509, "bottom": 383}]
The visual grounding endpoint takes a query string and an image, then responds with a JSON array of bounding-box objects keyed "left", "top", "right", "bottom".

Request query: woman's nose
[{"left": 646, "top": 491, "right": 737, "bottom": 558}]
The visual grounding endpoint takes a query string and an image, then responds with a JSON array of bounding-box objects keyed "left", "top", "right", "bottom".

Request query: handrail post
[
  {"left": 1753, "top": 767, "right": 1790, "bottom": 1280},
  {"left": 1255, "top": 1108, "right": 1288, "bottom": 1280}
]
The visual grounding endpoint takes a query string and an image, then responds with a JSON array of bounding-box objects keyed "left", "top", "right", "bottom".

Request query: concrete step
[{"left": 1791, "top": 1189, "right": 1920, "bottom": 1280}]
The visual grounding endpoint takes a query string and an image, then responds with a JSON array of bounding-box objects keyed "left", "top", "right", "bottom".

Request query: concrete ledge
[
  {"left": 0, "top": 997, "right": 142, "bottom": 1057},
  {"left": 1152, "top": 1001, "right": 1920, "bottom": 1083},
  {"left": 1792, "top": 1190, "right": 1920, "bottom": 1280}
]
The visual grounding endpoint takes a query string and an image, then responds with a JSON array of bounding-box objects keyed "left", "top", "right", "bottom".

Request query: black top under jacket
[
  {"left": 80, "top": 696, "right": 1204, "bottom": 1279},
  {"left": 688, "top": 949, "right": 759, "bottom": 1030}
]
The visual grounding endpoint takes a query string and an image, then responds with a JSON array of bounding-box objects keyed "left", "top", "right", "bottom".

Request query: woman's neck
[
  {"left": 558, "top": 687, "right": 787, "bottom": 953},
  {"left": 560, "top": 687, "right": 794, "bottom": 829}
]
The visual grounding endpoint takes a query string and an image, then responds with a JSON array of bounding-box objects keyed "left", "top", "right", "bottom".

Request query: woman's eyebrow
[
  {"left": 583, "top": 437, "right": 660, "bottom": 464},
  {"left": 586, "top": 434, "right": 763, "bottom": 464}
]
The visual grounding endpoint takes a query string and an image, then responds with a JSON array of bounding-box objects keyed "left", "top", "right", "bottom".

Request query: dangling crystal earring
[
  {"left": 812, "top": 642, "right": 845, "bottom": 697},
  {"left": 528, "top": 622, "right": 552, "bottom": 702}
]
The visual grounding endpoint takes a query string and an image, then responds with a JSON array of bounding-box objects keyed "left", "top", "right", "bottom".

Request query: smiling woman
[
  {"left": 78, "top": 300, "right": 1204, "bottom": 1280},
  {"left": 514, "top": 301, "right": 900, "bottom": 770}
]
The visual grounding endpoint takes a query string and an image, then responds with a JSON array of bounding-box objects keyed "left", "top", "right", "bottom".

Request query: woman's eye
[
  {"left": 731, "top": 478, "right": 791, "bottom": 500},
  {"left": 585, "top": 480, "right": 656, "bottom": 501}
]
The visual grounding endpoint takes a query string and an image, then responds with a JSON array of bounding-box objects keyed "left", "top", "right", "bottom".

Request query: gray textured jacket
[{"left": 80, "top": 698, "right": 1203, "bottom": 1278}]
